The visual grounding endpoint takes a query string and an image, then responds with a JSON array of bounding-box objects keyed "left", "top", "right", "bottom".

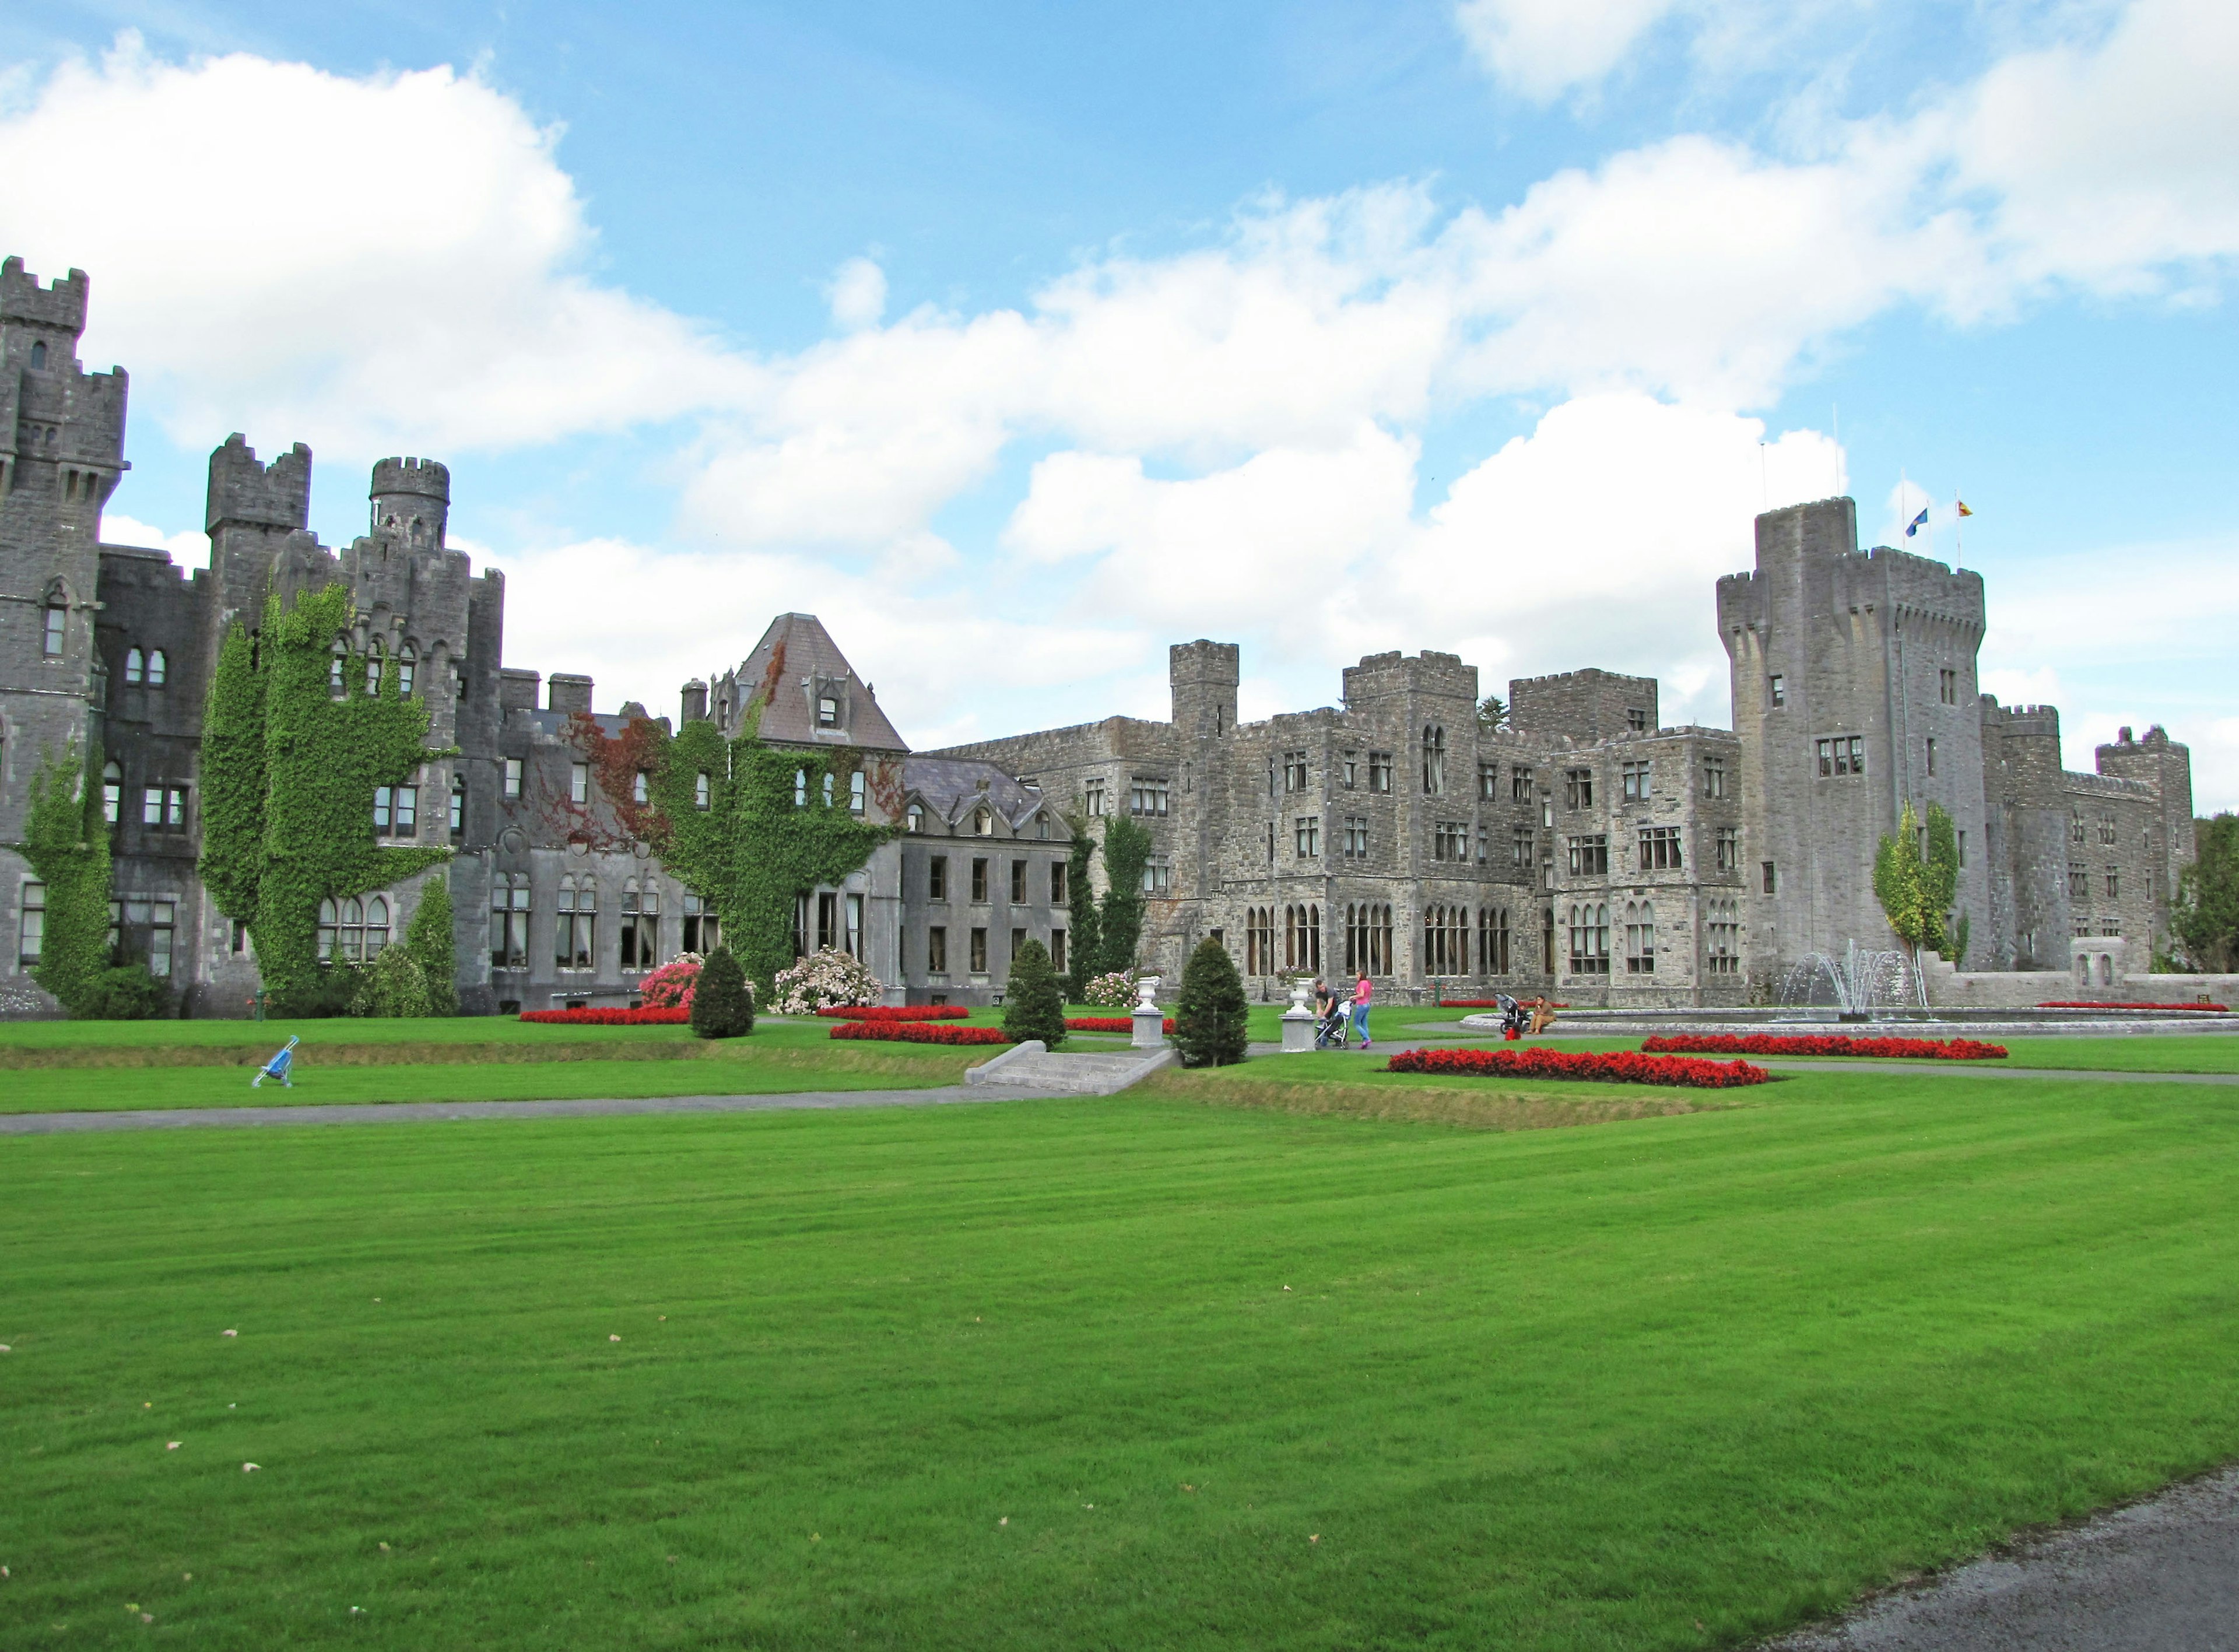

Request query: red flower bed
[
  {"left": 518, "top": 1006, "right": 692, "bottom": 1026},
  {"left": 1437, "top": 999, "right": 1570, "bottom": 1009},
  {"left": 1066, "top": 1016, "right": 1176, "bottom": 1033},
  {"left": 829, "top": 1021, "right": 1012, "bottom": 1046},
  {"left": 1386, "top": 1046, "right": 1769, "bottom": 1088},
  {"left": 1641, "top": 1033, "right": 2008, "bottom": 1061},
  {"left": 2037, "top": 1001, "right": 2230, "bottom": 1012},
  {"left": 813, "top": 1005, "right": 969, "bottom": 1020}
]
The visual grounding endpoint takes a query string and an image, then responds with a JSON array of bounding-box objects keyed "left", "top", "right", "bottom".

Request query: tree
[
  {"left": 1062, "top": 808, "right": 1101, "bottom": 1001},
  {"left": 19, "top": 738, "right": 113, "bottom": 1017},
  {"left": 404, "top": 874, "right": 457, "bottom": 1016},
  {"left": 1477, "top": 693, "right": 1508, "bottom": 734},
  {"left": 1002, "top": 937, "right": 1067, "bottom": 1048},
  {"left": 2170, "top": 813, "right": 2239, "bottom": 973},
  {"left": 1874, "top": 799, "right": 1961, "bottom": 960},
  {"left": 352, "top": 945, "right": 433, "bottom": 1019},
  {"left": 1097, "top": 814, "right": 1153, "bottom": 976},
  {"left": 691, "top": 944, "right": 754, "bottom": 1039},
  {"left": 1173, "top": 935, "right": 1248, "bottom": 1067}
]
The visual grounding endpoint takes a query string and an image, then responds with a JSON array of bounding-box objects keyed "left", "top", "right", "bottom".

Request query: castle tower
[
  {"left": 369, "top": 457, "right": 450, "bottom": 549},
  {"left": 1718, "top": 497, "right": 1991, "bottom": 978},
  {"left": 1170, "top": 640, "right": 1240, "bottom": 742}
]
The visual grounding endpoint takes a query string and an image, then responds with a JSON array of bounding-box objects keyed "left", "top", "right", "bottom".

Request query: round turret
[{"left": 369, "top": 455, "right": 451, "bottom": 548}]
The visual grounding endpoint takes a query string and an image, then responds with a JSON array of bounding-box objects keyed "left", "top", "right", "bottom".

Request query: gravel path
[
  {"left": 0, "top": 1085, "right": 1071, "bottom": 1135},
  {"left": 1762, "top": 1464, "right": 2239, "bottom": 1650}
]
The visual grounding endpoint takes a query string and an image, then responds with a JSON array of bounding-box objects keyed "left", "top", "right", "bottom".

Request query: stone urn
[
  {"left": 1280, "top": 977, "right": 1316, "bottom": 1053},
  {"left": 1131, "top": 975, "right": 1166, "bottom": 1050}
]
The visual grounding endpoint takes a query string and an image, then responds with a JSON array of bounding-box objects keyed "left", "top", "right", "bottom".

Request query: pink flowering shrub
[{"left": 638, "top": 955, "right": 703, "bottom": 1010}]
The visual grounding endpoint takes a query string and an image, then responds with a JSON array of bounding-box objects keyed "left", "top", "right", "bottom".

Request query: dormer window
[
  {"left": 906, "top": 803, "right": 924, "bottom": 833},
  {"left": 973, "top": 807, "right": 994, "bottom": 837},
  {"left": 817, "top": 693, "right": 840, "bottom": 729}
]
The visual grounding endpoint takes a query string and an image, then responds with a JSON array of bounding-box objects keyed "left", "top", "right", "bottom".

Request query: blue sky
[{"left": 5, "top": 0, "right": 2235, "bottom": 805}]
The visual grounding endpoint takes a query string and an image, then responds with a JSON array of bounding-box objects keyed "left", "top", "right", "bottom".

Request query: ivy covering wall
[
  {"left": 578, "top": 708, "right": 893, "bottom": 995},
  {"left": 198, "top": 584, "right": 451, "bottom": 1013},
  {"left": 19, "top": 738, "right": 113, "bottom": 1015}
]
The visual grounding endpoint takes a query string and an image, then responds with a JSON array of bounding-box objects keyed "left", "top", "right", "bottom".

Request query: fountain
[{"left": 1780, "top": 940, "right": 1918, "bottom": 1020}]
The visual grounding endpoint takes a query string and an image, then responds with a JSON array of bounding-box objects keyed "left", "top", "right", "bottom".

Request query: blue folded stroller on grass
[{"left": 252, "top": 1036, "right": 299, "bottom": 1089}]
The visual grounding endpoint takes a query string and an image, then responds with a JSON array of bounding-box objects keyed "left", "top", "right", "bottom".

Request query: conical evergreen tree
[
  {"left": 405, "top": 874, "right": 457, "bottom": 1016},
  {"left": 691, "top": 944, "right": 754, "bottom": 1039},
  {"left": 1002, "top": 937, "right": 1067, "bottom": 1048},
  {"left": 1173, "top": 935, "right": 1248, "bottom": 1068}
]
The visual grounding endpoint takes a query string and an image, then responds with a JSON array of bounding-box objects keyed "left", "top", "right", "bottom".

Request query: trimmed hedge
[
  {"left": 1641, "top": 1033, "right": 2008, "bottom": 1060},
  {"left": 520, "top": 1007, "right": 692, "bottom": 1025},
  {"left": 828, "top": 1022, "right": 1012, "bottom": 1046},
  {"left": 813, "top": 1005, "right": 969, "bottom": 1020},
  {"left": 1385, "top": 1046, "right": 1771, "bottom": 1088},
  {"left": 1066, "top": 1016, "right": 1175, "bottom": 1033}
]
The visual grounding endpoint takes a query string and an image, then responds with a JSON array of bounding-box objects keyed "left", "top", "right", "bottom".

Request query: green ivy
[
  {"left": 1062, "top": 807, "right": 1101, "bottom": 999},
  {"left": 581, "top": 711, "right": 892, "bottom": 997},
  {"left": 1096, "top": 813, "right": 1153, "bottom": 976},
  {"left": 19, "top": 738, "right": 113, "bottom": 1015},
  {"left": 198, "top": 584, "right": 452, "bottom": 1015}
]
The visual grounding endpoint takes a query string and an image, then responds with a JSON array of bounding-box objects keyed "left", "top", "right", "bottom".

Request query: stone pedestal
[
  {"left": 1279, "top": 978, "right": 1315, "bottom": 1053},
  {"left": 1131, "top": 976, "right": 1166, "bottom": 1050}
]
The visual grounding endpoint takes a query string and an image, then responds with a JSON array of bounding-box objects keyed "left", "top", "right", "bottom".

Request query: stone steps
[{"left": 964, "top": 1041, "right": 1177, "bottom": 1096}]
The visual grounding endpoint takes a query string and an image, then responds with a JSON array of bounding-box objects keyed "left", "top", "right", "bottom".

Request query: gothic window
[
  {"left": 1034, "top": 811, "right": 1048, "bottom": 839},
  {"left": 101, "top": 762, "right": 121, "bottom": 825},
  {"left": 1926, "top": 736, "right": 1937, "bottom": 776},
  {"left": 1285, "top": 904, "right": 1322, "bottom": 972},
  {"left": 555, "top": 877, "right": 595, "bottom": 970},
  {"left": 44, "top": 596, "right": 66, "bottom": 657},
  {"left": 319, "top": 896, "right": 388, "bottom": 964},
  {"left": 1423, "top": 904, "right": 1465, "bottom": 976},
  {"left": 1568, "top": 903, "right": 1611, "bottom": 974},
  {"left": 696, "top": 771, "right": 713, "bottom": 810},
  {"left": 1479, "top": 762, "right": 1499, "bottom": 800},
  {"left": 489, "top": 874, "right": 530, "bottom": 969},
  {"left": 147, "top": 650, "right": 166, "bottom": 687},
  {"left": 1245, "top": 906, "right": 1275, "bottom": 975},
  {"left": 365, "top": 640, "right": 384, "bottom": 696},
  {"left": 18, "top": 880, "right": 45, "bottom": 965},
  {"left": 1706, "top": 900, "right": 1740, "bottom": 974},
  {"left": 1342, "top": 752, "right": 1359, "bottom": 790},
  {"left": 1624, "top": 902, "right": 1657, "bottom": 974},
  {"left": 1343, "top": 903, "right": 1393, "bottom": 976},
  {"left": 125, "top": 647, "right": 143, "bottom": 685},
  {"left": 29, "top": 341, "right": 46, "bottom": 369},
  {"left": 1478, "top": 906, "right": 1511, "bottom": 976},
  {"left": 1282, "top": 751, "right": 1308, "bottom": 792},
  {"left": 330, "top": 636, "right": 348, "bottom": 695},
  {"left": 1421, "top": 727, "right": 1445, "bottom": 794},
  {"left": 850, "top": 772, "right": 867, "bottom": 816},
  {"left": 398, "top": 645, "right": 416, "bottom": 697},
  {"left": 1512, "top": 826, "right": 1533, "bottom": 868}
]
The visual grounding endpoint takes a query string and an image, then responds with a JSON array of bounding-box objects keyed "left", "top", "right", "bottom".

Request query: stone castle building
[{"left": 0, "top": 257, "right": 2199, "bottom": 1014}]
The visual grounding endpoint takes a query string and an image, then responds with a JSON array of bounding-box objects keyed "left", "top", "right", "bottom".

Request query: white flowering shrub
[
  {"left": 771, "top": 948, "right": 885, "bottom": 1015},
  {"left": 1082, "top": 969, "right": 1139, "bottom": 1007}
]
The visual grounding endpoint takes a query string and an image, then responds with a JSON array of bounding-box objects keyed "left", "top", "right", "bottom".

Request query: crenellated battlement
[
  {"left": 370, "top": 456, "right": 451, "bottom": 501},
  {"left": 0, "top": 256, "right": 89, "bottom": 335},
  {"left": 205, "top": 434, "right": 312, "bottom": 534}
]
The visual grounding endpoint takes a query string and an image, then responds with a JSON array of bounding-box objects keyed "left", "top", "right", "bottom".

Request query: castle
[{"left": 0, "top": 257, "right": 2199, "bottom": 1015}]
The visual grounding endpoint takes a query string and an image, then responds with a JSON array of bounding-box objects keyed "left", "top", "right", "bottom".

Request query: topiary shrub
[
  {"left": 74, "top": 962, "right": 172, "bottom": 1021},
  {"left": 349, "top": 945, "right": 433, "bottom": 1019},
  {"left": 1173, "top": 935, "right": 1248, "bottom": 1068},
  {"left": 1001, "top": 937, "right": 1066, "bottom": 1048},
  {"left": 691, "top": 945, "right": 754, "bottom": 1039},
  {"left": 403, "top": 875, "right": 457, "bottom": 1016}
]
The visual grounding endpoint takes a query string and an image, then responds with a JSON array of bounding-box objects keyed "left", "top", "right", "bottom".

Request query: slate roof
[
  {"left": 901, "top": 756, "right": 1065, "bottom": 837},
  {"left": 718, "top": 613, "right": 909, "bottom": 752}
]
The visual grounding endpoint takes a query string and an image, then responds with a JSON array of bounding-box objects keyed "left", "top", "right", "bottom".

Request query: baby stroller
[
  {"left": 1491, "top": 994, "right": 1529, "bottom": 1041},
  {"left": 1314, "top": 995, "right": 1354, "bottom": 1050}
]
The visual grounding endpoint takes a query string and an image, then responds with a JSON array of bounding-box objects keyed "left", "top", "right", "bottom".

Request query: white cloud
[
  {"left": 827, "top": 257, "right": 888, "bottom": 331},
  {"left": 98, "top": 511, "right": 210, "bottom": 568},
  {"left": 0, "top": 35, "right": 747, "bottom": 460},
  {"left": 1452, "top": 0, "right": 1687, "bottom": 101}
]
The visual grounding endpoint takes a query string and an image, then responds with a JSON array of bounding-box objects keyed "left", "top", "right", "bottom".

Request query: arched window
[
  {"left": 556, "top": 876, "right": 595, "bottom": 969},
  {"left": 489, "top": 873, "right": 529, "bottom": 969},
  {"left": 1478, "top": 906, "right": 1511, "bottom": 975},
  {"left": 365, "top": 639, "right": 384, "bottom": 696},
  {"left": 318, "top": 897, "right": 339, "bottom": 961},
  {"left": 409, "top": 516, "right": 426, "bottom": 544},
  {"left": 2075, "top": 955, "right": 2089, "bottom": 987},
  {"left": 2099, "top": 953, "right": 2115, "bottom": 985},
  {"left": 101, "top": 760, "right": 121, "bottom": 825},
  {"left": 1422, "top": 725, "right": 1446, "bottom": 794},
  {"left": 906, "top": 802, "right": 924, "bottom": 833},
  {"left": 822, "top": 771, "right": 836, "bottom": 808},
  {"left": 695, "top": 771, "right": 712, "bottom": 810},
  {"left": 1567, "top": 903, "right": 1611, "bottom": 975},
  {"left": 398, "top": 644, "right": 416, "bottom": 697},
  {"left": 147, "top": 650, "right": 166, "bottom": 687},
  {"left": 1625, "top": 902, "right": 1657, "bottom": 974},
  {"left": 43, "top": 592, "right": 66, "bottom": 657},
  {"left": 317, "top": 896, "right": 385, "bottom": 963},
  {"left": 973, "top": 807, "right": 993, "bottom": 837},
  {"left": 365, "top": 896, "right": 391, "bottom": 959},
  {"left": 125, "top": 647, "right": 143, "bottom": 685},
  {"left": 1423, "top": 903, "right": 1466, "bottom": 977},
  {"left": 29, "top": 341, "right": 46, "bottom": 369},
  {"left": 450, "top": 772, "right": 465, "bottom": 837},
  {"left": 1285, "top": 903, "right": 1322, "bottom": 972},
  {"left": 330, "top": 636, "right": 348, "bottom": 694},
  {"left": 848, "top": 771, "right": 866, "bottom": 816},
  {"left": 794, "top": 768, "right": 808, "bottom": 807}
]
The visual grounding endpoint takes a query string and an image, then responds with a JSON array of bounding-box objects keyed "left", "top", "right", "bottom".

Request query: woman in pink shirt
[{"left": 1351, "top": 973, "right": 1373, "bottom": 1049}]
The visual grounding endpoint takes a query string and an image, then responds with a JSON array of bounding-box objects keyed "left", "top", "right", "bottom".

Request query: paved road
[
  {"left": 1763, "top": 1464, "right": 2239, "bottom": 1650},
  {"left": 0, "top": 1085, "right": 1071, "bottom": 1135}
]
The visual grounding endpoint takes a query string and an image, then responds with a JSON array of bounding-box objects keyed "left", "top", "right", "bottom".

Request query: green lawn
[{"left": 5, "top": 1067, "right": 2237, "bottom": 1649}]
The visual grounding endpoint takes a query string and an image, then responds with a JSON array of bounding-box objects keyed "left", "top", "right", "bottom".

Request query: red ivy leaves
[
  {"left": 1385, "top": 1046, "right": 1771, "bottom": 1088},
  {"left": 813, "top": 1005, "right": 968, "bottom": 1020},
  {"left": 570, "top": 710, "right": 671, "bottom": 853},
  {"left": 519, "top": 1007, "right": 692, "bottom": 1025},
  {"left": 1641, "top": 1033, "right": 2008, "bottom": 1060},
  {"left": 828, "top": 1021, "right": 1012, "bottom": 1045}
]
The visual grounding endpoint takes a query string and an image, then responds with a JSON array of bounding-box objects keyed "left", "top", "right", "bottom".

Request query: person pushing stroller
[{"left": 1312, "top": 978, "right": 1352, "bottom": 1049}]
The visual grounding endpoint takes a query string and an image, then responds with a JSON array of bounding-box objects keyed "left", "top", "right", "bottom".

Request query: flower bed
[
  {"left": 828, "top": 1021, "right": 1012, "bottom": 1046},
  {"left": 813, "top": 1005, "right": 969, "bottom": 1021},
  {"left": 1641, "top": 1033, "right": 2008, "bottom": 1061},
  {"left": 1387, "top": 1045, "right": 1768, "bottom": 1087},
  {"left": 519, "top": 1006, "right": 692, "bottom": 1026},
  {"left": 2037, "top": 1001, "right": 2231, "bottom": 1012},
  {"left": 1066, "top": 1016, "right": 1175, "bottom": 1033}
]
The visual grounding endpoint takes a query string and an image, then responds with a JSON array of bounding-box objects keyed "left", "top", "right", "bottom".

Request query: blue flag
[{"left": 1904, "top": 506, "right": 1928, "bottom": 538}]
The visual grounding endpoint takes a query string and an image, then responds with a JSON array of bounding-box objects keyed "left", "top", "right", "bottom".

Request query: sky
[{"left": 3, "top": 0, "right": 2235, "bottom": 808}]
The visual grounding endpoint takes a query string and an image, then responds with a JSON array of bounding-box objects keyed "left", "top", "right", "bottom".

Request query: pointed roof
[{"left": 719, "top": 613, "right": 908, "bottom": 752}]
